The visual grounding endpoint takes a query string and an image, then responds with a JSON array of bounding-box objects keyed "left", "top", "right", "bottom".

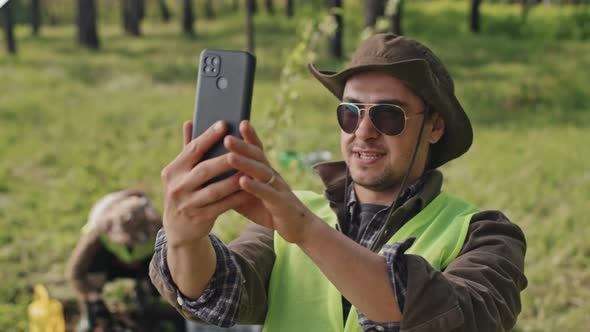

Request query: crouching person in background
[{"left": 66, "top": 190, "right": 162, "bottom": 332}]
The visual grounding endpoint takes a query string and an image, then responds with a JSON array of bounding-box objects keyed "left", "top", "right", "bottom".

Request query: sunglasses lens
[
  {"left": 369, "top": 105, "right": 406, "bottom": 135},
  {"left": 337, "top": 104, "right": 359, "bottom": 134}
]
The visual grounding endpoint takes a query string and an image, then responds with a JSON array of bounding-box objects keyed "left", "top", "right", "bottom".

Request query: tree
[
  {"left": 76, "top": 0, "right": 100, "bottom": 49},
  {"left": 182, "top": 0, "right": 195, "bottom": 35},
  {"left": 328, "top": 0, "right": 342, "bottom": 59},
  {"left": 286, "top": 0, "right": 294, "bottom": 17},
  {"left": 205, "top": 0, "right": 215, "bottom": 19},
  {"left": 123, "top": 0, "right": 142, "bottom": 36},
  {"left": 470, "top": 0, "right": 482, "bottom": 33},
  {"left": 246, "top": 0, "right": 255, "bottom": 53},
  {"left": 122, "top": 0, "right": 129, "bottom": 31},
  {"left": 365, "top": 0, "right": 385, "bottom": 28},
  {"left": 265, "top": 0, "right": 274, "bottom": 14},
  {"left": 138, "top": 0, "right": 145, "bottom": 21},
  {"left": 1, "top": 1, "right": 17, "bottom": 54},
  {"left": 521, "top": 0, "right": 536, "bottom": 18},
  {"left": 247, "top": 0, "right": 258, "bottom": 14},
  {"left": 158, "top": 0, "right": 171, "bottom": 22},
  {"left": 390, "top": 0, "right": 403, "bottom": 35},
  {"left": 31, "top": 0, "right": 41, "bottom": 36}
]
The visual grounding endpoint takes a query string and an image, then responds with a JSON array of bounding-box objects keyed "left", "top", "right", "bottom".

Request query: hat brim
[{"left": 308, "top": 60, "right": 472, "bottom": 169}]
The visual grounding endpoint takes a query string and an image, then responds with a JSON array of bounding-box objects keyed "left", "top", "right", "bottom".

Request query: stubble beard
[{"left": 352, "top": 164, "right": 401, "bottom": 193}]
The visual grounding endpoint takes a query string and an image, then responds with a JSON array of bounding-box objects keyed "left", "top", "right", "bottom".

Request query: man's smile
[{"left": 351, "top": 149, "right": 387, "bottom": 165}]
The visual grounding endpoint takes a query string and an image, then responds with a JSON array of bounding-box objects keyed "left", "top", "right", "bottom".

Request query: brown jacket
[{"left": 150, "top": 161, "right": 527, "bottom": 331}]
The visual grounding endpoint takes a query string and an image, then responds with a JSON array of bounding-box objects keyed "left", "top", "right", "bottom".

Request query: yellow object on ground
[{"left": 28, "top": 284, "right": 65, "bottom": 332}]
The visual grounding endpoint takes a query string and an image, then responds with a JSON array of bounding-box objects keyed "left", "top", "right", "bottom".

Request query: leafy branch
[{"left": 261, "top": 13, "right": 337, "bottom": 159}]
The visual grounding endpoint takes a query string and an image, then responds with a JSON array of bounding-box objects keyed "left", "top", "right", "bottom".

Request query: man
[
  {"left": 66, "top": 190, "right": 162, "bottom": 331},
  {"left": 150, "top": 34, "right": 527, "bottom": 331}
]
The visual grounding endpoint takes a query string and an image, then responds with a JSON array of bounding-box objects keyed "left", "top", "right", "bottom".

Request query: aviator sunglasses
[{"left": 336, "top": 102, "right": 426, "bottom": 136}]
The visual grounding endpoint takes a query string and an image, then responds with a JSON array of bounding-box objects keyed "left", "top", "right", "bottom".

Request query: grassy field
[{"left": 1, "top": 1, "right": 589, "bottom": 331}]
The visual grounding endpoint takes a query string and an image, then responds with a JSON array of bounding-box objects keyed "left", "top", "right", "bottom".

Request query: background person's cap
[{"left": 308, "top": 33, "right": 472, "bottom": 169}]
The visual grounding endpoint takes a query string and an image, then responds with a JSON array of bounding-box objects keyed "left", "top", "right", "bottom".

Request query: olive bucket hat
[{"left": 308, "top": 33, "right": 472, "bottom": 169}]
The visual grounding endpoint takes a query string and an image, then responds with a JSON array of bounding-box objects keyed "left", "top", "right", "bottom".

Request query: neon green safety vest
[
  {"left": 262, "top": 191, "right": 478, "bottom": 332},
  {"left": 98, "top": 235, "right": 155, "bottom": 264}
]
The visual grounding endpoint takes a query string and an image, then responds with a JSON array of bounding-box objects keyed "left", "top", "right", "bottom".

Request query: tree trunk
[
  {"left": 265, "top": 0, "right": 274, "bottom": 14},
  {"left": 122, "top": 0, "right": 130, "bottom": 32},
  {"left": 391, "top": 0, "right": 403, "bottom": 35},
  {"left": 247, "top": 0, "right": 258, "bottom": 14},
  {"left": 76, "top": 0, "right": 100, "bottom": 49},
  {"left": 365, "top": 0, "right": 385, "bottom": 28},
  {"left": 182, "top": 0, "right": 195, "bottom": 35},
  {"left": 125, "top": 0, "right": 142, "bottom": 36},
  {"left": 138, "top": 0, "right": 145, "bottom": 21},
  {"left": 31, "top": 0, "right": 41, "bottom": 36},
  {"left": 1, "top": 1, "right": 17, "bottom": 54},
  {"left": 158, "top": 0, "right": 171, "bottom": 22},
  {"left": 246, "top": 0, "right": 255, "bottom": 53},
  {"left": 470, "top": 0, "right": 481, "bottom": 33},
  {"left": 205, "top": 0, "right": 215, "bottom": 19},
  {"left": 286, "top": 0, "right": 294, "bottom": 17},
  {"left": 328, "top": 0, "right": 342, "bottom": 59},
  {"left": 521, "top": 0, "right": 535, "bottom": 18}
]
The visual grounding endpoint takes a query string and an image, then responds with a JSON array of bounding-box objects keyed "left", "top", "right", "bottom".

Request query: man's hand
[
  {"left": 161, "top": 120, "right": 254, "bottom": 299},
  {"left": 225, "top": 121, "right": 319, "bottom": 244},
  {"left": 161, "top": 120, "right": 248, "bottom": 249}
]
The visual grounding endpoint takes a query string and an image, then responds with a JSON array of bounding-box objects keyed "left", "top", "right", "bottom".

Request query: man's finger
[
  {"left": 182, "top": 173, "right": 242, "bottom": 208},
  {"left": 178, "top": 121, "right": 227, "bottom": 168},
  {"left": 183, "top": 153, "right": 235, "bottom": 189},
  {"left": 239, "top": 175, "right": 281, "bottom": 204},
  {"left": 224, "top": 135, "right": 268, "bottom": 164},
  {"left": 227, "top": 153, "right": 272, "bottom": 182},
  {"left": 240, "top": 120, "right": 264, "bottom": 149},
  {"left": 183, "top": 120, "right": 193, "bottom": 147},
  {"left": 201, "top": 190, "right": 252, "bottom": 219}
]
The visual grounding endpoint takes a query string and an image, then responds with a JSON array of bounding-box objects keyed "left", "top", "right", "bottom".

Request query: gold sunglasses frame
[{"left": 337, "top": 102, "right": 426, "bottom": 136}]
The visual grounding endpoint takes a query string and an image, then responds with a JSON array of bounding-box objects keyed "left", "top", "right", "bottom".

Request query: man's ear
[{"left": 428, "top": 113, "right": 445, "bottom": 144}]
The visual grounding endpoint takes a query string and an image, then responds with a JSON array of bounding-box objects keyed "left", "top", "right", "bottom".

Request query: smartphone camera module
[{"left": 203, "top": 55, "right": 221, "bottom": 77}]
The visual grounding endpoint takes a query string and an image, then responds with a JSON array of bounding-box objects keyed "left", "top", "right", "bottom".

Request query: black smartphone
[{"left": 191, "top": 49, "right": 256, "bottom": 183}]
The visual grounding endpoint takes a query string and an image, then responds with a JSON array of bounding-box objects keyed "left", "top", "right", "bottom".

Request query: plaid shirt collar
[
  {"left": 345, "top": 170, "right": 433, "bottom": 209},
  {"left": 312, "top": 161, "right": 440, "bottom": 209}
]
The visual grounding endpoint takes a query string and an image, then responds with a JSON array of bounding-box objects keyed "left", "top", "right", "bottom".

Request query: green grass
[{"left": 1, "top": 1, "right": 589, "bottom": 331}]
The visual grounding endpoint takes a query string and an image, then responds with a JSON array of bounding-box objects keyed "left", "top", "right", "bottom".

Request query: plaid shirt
[
  {"left": 155, "top": 232, "right": 241, "bottom": 327},
  {"left": 154, "top": 176, "right": 427, "bottom": 331}
]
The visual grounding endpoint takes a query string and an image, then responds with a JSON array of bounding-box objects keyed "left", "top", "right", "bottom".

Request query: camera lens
[
  {"left": 204, "top": 57, "right": 212, "bottom": 65},
  {"left": 204, "top": 66, "right": 212, "bottom": 73},
  {"left": 212, "top": 57, "right": 220, "bottom": 66},
  {"left": 217, "top": 77, "right": 228, "bottom": 90}
]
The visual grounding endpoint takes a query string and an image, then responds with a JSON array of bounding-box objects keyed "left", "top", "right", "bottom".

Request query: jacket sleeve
[
  {"left": 148, "top": 223, "right": 275, "bottom": 325},
  {"left": 399, "top": 211, "right": 528, "bottom": 332},
  {"left": 227, "top": 223, "right": 275, "bottom": 324},
  {"left": 65, "top": 230, "right": 107, "bottom": 295}
]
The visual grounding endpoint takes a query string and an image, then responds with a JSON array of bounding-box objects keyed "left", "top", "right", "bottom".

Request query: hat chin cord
[{"left": 343, "top": 113, "right": 428, "bottom": 252}]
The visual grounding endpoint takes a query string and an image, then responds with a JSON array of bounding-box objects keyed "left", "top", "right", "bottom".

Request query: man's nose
[{"left": 354, "top": 111, "right": 380, "bottom": 140}]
